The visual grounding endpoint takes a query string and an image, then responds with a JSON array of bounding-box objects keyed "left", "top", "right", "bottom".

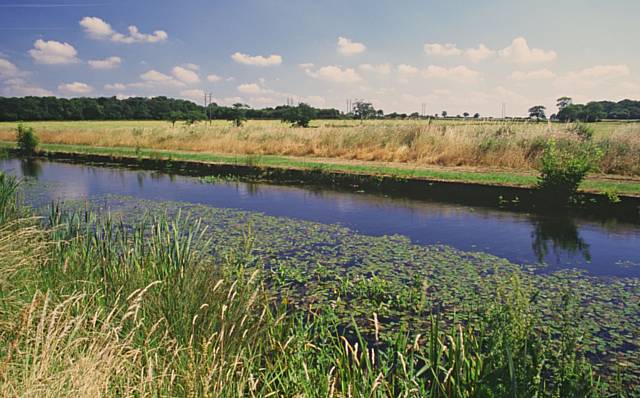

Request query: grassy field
[
  {"left": 1, "top": 173, "right": 638, "bottom": 396},
  {"left": 0, "top": 119, "right": 639, "bottom": 177}
]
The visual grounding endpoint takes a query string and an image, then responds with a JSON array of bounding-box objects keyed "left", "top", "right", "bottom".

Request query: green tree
[
  {"left": 352, "top": 100, "right": 376, "bottom": 121},
  {"left": 528, "top": 105, "right": 546, "bottom": 120},
  {"left": 16, "top": 124, "right": 39, "bottom": 154},
  {"left": 556, "top": 97, "right": 572, "bottom": 111},
  {"left": 229, "top": 103, "right": 249, "bottom": 127},
  {"left": 281, "top": 103, "right": 316, "bottom": 127},
  {"left": 441, "top": 111, "right": 448, "bottom": 118}
]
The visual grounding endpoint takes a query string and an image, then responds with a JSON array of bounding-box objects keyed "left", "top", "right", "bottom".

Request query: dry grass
[{"left": 1, "top": 119, "right": 639, "bottom": 175}]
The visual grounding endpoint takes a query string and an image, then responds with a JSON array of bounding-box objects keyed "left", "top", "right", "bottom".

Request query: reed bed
[
  {"left": 0, "top": 173, "right": 635, "bottom": 397},
  {"left": 1, "top": 120, "right": 639, "bottom": 176}
]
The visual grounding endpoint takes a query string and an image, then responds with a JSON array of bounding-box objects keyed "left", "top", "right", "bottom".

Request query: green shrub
[
  {"left": 570, "top": 122, "right": 595, "bottom": 141},
  {"left": 15, "top": 124, "right": 39, "bottom": 154},
  {"left": 537, "top": 139, "right": 601, "bottom": 203}
]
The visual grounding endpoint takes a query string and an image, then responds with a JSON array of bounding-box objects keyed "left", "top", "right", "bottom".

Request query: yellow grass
[{"left": 1, "top": 119, "right": 639, "bottom": 175}]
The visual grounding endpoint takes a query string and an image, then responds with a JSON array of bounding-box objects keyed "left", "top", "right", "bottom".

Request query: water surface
[{"left": 2, "top": 157, "right": 639, "bottom": 277}]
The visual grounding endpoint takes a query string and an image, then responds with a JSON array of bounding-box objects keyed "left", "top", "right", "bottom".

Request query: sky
[{"left": 0, "top": 0, "right": 639, "bottom": 116}]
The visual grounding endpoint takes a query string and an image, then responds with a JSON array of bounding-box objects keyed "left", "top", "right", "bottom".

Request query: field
[
  {"left": 1, "top": 119, "right": 639, "bottom": 174},
  {"left": 1, "top": 119, "right": 640, "bottom": 196},
  {"left": 1, "top": 174, "right": 639, "bottom": 396}
]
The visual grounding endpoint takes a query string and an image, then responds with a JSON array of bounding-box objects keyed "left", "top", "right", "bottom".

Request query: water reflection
[
  {"left": 19, "top": 158, "right": 42, "bottom": 179},
  {"left": 531, "top": 216, "right": 591, "bottom": 264}
]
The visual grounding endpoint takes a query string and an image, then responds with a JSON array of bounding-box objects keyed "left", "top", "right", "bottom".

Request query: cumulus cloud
[
  {"left": 465, "top": 44, "right": 494, "bottom": 63},
  {"left": 424, "top": 43, "right": 461, "bottom": 56},
  {"left": 422, "top": 65, "right": 479, "bottom": 80},
  {"left": 88, "top": 56, "right": 122, "bottom": 69},
  {"left": 231, "top": 52, "right": 282, "bottom": 66},
  {"left": 298, "top": 63, "right": 314, "bottom": 69},
  {"left": 499, "top": 37, "right": 556, "bottom": 64},
  {"left": 58, "top": 81, "right": 93, "bottom": 95},
  {"left": 358, "top": 63, "right": 392, "bottom": 75},
  {"left": 1, "top": 78, "right": 52, "bottom": 96},
  {"left": 554, "top": 64, "right": 631, "bottom": 91},
  {"left": 0, "top": 58, "right": 22, "bottom": 78},
  {"left": 563, "top": 64, "right": 630, "bottom": 81},
  {"left": 172, "top": 66, "right": 200, "bottom": 84},
  {"left": 80, "top": 16, "right": 168, "bottom": 44},
  {"left": 29, "top": 39, "right": 79, "bottom": 64},
  {"left": 180, "top": 88, "right": 205, "bottom": 101},
  {"left": 237, "top": 83, "right": 263, "bottom": 94},
  {"left": 140, "top": 69, "right": 173, "bottom": 82},
  {"left": 509, "top": 69, "right": 556, "bottom": 81},
  {"left": 397, "top": 64, "right": 419, "bottom": 76},
  {"left": 337, "top": 37, "right": 366, "bottom": 56},
  {"left": 206, "top": 74, "right": 222, "bottom": 82},
  {"left": 104, "top": 83, "right": 127, "bottom": 91},
  {"left": 304, "top": 65, "right": 362, "bottom": 83}
]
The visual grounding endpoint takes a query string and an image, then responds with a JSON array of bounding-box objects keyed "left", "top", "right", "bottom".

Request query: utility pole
[
  {"left": 501, "top": 102, "right": 506, "bottom": 119},
  {"left": 421, "top": 103, "right": 426, "bottom": 118}
]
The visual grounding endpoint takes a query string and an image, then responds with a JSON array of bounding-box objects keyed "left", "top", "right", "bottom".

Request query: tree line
[
  {"left": 528, "top": 97, "right": 640, "bottom": 122},
  {"left": 0, "top": 96, "right": 343, "bottom": 122}
]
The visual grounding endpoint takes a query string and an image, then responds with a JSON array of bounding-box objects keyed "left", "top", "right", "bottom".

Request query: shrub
[
  {"left": 15, "top": 124, "right": 39, "bottom": 154},
  {"left": 537, "top": 139, "right": 601, "bottom": 203},
  {"left": 570, "top": 122, "right": 594, "bottom": 141}
]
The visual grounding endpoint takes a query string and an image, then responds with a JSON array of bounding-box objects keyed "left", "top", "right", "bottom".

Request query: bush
[
  {"left": 537, "top": 139, "right": 601, "bottom": 203},
  {"left": 281, "top": 103, "right": 316, "bottom": 128},
  {"left": 16, "top": 124, "right": 39, "bottom": 154},
  {"left": 570, "top": 122, "right": 594, "bottom": 141}
]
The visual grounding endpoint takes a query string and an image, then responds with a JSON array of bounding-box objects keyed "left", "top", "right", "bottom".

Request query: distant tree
[
  {"left": 230, "top": 103, "right": 249, "bottom": 127},
  {"left": 168, "top": 111, "right": 182, "bottom": 127},
  {"left": 352, "top": 100, "right": 376, "bottom": 121},
  {"left": 409, "top": 112, "right": 420, "bottom": 119},
  {"left": 375, "top": 109, "right": 385, "bottom": 118},
  {"left": 473, "top": 113, "right": 480, "bottom": 119},
  {"left": 582, "top": 102, "right": 606, "bottom": 122},
  {"left": 441, "top": 111, "right": 448, "bottom": 118},
  {"left": 557, "top": 97, "right": 573, "bottom": 111},
  {"left": 281, "top": 103, "right": 316, "bottom": 127},
  {"left": 463, "top": 112, "right": 470, "bottom": 118},
  {"left": 528, "top": 105, "right": 547, "bottom": 120}
]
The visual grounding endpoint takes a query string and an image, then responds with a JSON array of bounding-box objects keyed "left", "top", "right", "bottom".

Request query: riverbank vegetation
[
  {"left": 1, "top": 173, "right": 639, "bottom": 396},
  {"left": 1, "top": 119, "right": 638, "bottom": 177}
]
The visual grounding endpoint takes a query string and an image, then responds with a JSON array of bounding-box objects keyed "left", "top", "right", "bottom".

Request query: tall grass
[
  {"left": 1, "top": 119, "right": 639, "bottom": 175},
  {"left": 0, "top": 173, "right": 634, "bottom": 396}
]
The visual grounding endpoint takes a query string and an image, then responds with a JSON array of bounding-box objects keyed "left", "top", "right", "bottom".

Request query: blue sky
[{"left": 1, "top": 0, "right": 639, "bottom": 116}]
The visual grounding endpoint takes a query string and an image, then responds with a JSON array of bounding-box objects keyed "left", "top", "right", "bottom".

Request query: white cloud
[
  {"left": 465, "top": 44, "right": 494, "bottom": 63},
  {"left": 80, "top": 16, "right": 168, "bottom": 44},
  {"left": 304, "top": 65, "right": 362, "bottom": 83},
  {"left": 298, "top": 63, "right": 314, "bottom": 69},
  {"left": 58, "top": 81, "right": 93, "bottom": 95},
  {"left": 358, "top": 63, "right": 392, "bottom": 75},
  {"left": 424, "top": 43, "right": 461, "bottom": 56},
  {"left": 206, "top": 74, "right": 222, "bottom": 82},
  {"left": 104, "top": 83, "right": 127, "bottom": 91},
  {"left": 140, "top": 69, "right": 173, "bottom": 82},
  {"left": 180, "top": 89, "right": 205, "bottom": 101},
  {"left": 0, "top": 58, "right": 21, "bottom": 78},
  {"left": 422, "top": 65, "right": 479, "bottom": 80},
  {"left": 563, "top": 64, "right": 630, "bottom": 81},
  {"left": 237, "top": 83, "right": 263, "bottom": 94},
  {"left": 182, "top": 63, "right": 199, "bottom": 70},
  {"left": 499, "top": 37, "right": 556, "bottom": 64},
  {"left": 29, "top": 39, "right": 79, "bottom": 64},
  {"left": 1, "top": 78, "right": 53, "bottom": 96},
  {"left": 172, "top": 66, "right": 200, "bottom": 84},
  {"left": 88, "top": 56, "right": 122, "bottom": 69},
  {"left": 337, "top": 37, "right": 366, "bottom": 56},
  {"left": 509, "top": 69, "right": 556, "bottom": 81},
  {"left": 231, "top": 52, "right": 282, "bottom": 66},
  {"left": 397, "top": 64, "right": 419, "bottom": 76}
]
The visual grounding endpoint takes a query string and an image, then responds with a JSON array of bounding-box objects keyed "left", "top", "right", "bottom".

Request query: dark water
[{"left": 2, "top": 157, "right": 639, "bottom": 277}]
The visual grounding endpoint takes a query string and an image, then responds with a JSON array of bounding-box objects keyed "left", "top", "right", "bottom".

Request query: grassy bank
[
  {"left": 1, "top": 173, "right": 639, "bottom": 396},
  {"left": 0, "top": 119, "right": 639, "bottom": 177},
  {"left": 2, "top": 140, "right": 640, "bottom": 196}
]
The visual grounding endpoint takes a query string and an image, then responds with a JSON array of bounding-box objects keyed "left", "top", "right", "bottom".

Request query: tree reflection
[
  {"left": 531, "top": 216, "right": 591, "bottom": 263},
  {"left": 19, "top": 158, "right": 42, "bottom": 179}
]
